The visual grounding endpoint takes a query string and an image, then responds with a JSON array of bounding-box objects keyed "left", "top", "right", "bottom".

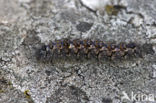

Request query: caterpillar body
[{"left": 36, "top": 39, "right": 154, "bottom": 63}]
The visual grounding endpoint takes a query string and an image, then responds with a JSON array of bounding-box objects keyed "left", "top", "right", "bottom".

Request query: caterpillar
[{"left": 36, "top": 38, "right": 154, "bottom": 63}]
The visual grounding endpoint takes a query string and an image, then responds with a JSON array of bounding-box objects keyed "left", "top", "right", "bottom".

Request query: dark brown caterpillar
[{"left": 36, "top": 38, "right": 154, "bottom": 62}]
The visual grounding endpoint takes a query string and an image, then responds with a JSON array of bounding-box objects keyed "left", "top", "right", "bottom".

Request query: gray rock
[{"left": 0, "top": 0, "right": 156, "bottom": 103}]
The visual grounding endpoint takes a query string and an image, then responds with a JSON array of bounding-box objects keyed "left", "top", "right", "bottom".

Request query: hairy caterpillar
[{"left": 36, "top": 38, "right": 154, "bottom": 63}]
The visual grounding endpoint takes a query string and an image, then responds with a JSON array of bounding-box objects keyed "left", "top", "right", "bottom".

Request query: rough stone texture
[{"left": 0, "top": 0, "right": 156, "bottom": 103}]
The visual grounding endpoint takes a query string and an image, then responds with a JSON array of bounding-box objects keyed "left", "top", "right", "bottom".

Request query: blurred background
[{"left": 0, "top": 0, "right": 156, "bottom": 103}]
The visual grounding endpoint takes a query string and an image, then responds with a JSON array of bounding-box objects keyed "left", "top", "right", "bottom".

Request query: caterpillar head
[{"left": 36, "top": 45, "right": 51, "bottom": 62}]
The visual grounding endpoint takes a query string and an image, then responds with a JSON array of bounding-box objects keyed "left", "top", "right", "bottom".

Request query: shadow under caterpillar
[{"left": 36, "top": 39, "right": 154, "bottom": 63}]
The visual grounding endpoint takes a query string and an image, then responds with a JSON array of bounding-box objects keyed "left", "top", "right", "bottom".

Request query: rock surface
[{"left": 0, "top": 0, "right": 156, "bottom": 103}]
